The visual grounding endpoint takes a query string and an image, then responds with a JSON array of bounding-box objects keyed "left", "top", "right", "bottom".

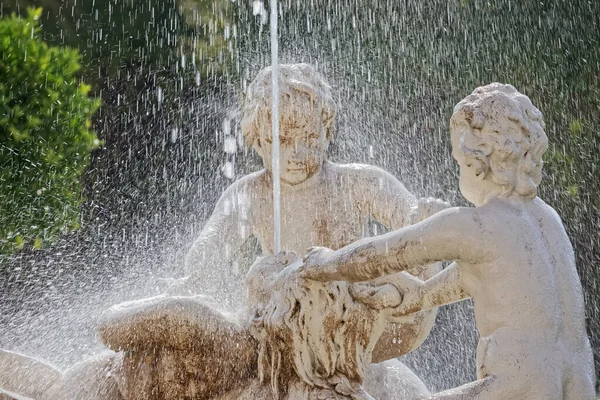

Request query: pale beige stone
[
  {"left": 0, "top": 64, "right": 442, "bottom": 399},
  {"left": 0, "top": 350, "right": 61, "bottom": 400},
  {"left": 171, "top": 63, "right": 442, "bottom": 377},
  {"left": 0, "top": 246, "right": 431, "bottom": 399},
  {"left": 96, "top": 295, "right": 257, "bottom": 400},
  {"left": 87, "top": 252, "right": 429, "bottom": 399},
  {"left": 301, "top": 83, "right": 597, "bottom": 400}
]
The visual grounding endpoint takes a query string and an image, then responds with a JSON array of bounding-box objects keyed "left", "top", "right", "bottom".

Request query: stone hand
[
  {"left": 385, "top": 272, "right": 426, "bottom": 316},
  {"left": 299, "top": 246, "right": 340, "bottom": 281},
  {"left": 349, "top": 283, "right": 402, "bottom": 310}
]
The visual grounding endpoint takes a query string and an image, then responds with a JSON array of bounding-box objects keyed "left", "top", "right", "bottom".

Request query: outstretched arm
[
  {"left": 366, "top": 169, "right": 451, "bottom": 360},
  {"left": 302, "top": 207, "right": 485, "bottom": 282},
  {"left": 167, "top": 182, "right": 251, "bottom": 297},
  {"left": 421, "top": 262, "right": 469, "bottom": 310}
]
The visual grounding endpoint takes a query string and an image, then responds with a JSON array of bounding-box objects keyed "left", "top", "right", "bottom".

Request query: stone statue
[
  {"left": 301, "top": 83, "right": 597, "bottom": 399},
  {"left": 0, "top": 252, "right": 429, "bottom": 399},
  {"left": 0, "top": 64, "right": 444, "bottom": 399},
  {"left": 169, "top": 63, "right": 444, "bottom": 365}
]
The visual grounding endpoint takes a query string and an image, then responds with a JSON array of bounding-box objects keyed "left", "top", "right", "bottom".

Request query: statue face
[{"left": 256, "top": 115, "right": 329, "bottom": 186}]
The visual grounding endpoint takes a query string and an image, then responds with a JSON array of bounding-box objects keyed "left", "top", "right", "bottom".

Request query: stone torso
[
  {"left": 457, "top": 199, "right": 594, "bottom": 391},
  {"left": 249, "top": 162, "right": 388, "bottom": 255}
]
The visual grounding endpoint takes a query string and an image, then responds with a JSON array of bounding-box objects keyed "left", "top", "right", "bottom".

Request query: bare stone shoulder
[
  {"left": 224, "top": 169, "right": 267, "bottom": 195},
  {"left": 421, "top": 206, "right": 498, "bottom": 263},
  {"left": 215, "top": 169, "right": 269, "bottom": 210},
  {"left": 325, "top": 162, "right": 409, "bottom": 201},
  {"left": 328, "top": 162, "right": 399, "bottom": 183}
]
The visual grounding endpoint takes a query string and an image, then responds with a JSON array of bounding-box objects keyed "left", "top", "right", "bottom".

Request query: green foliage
[{"left": 0, "top": 8, "right": 100, "bottom": 256}]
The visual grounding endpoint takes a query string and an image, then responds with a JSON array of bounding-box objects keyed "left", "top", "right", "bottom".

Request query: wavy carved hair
[
  {"left": 450, "top": 83, "right": 548, "bottom": 200},
  {"left": 240, "top": 63, "right": 337, "bottom": 147},
  {"left": 253, "top": 278, "right": 383, "bottom": 399}
]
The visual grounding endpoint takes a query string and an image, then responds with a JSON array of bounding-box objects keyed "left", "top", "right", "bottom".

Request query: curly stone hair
[
  {"left": 240, "top": 63, "right": 337, "bottom": 147},
  {"left": 450, "top": 83, "right": 548, "bottom": 200},
  {"left": 253, "top": 277, "right": 383, "bottom": 399}
]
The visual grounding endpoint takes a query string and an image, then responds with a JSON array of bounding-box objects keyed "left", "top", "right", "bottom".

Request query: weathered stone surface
[
  {"left": 301, "top": 83, "right": 597, "bottom": 399},
  {"left": 0, "top": 350, "right": 61, "bottom": 400},
  {"left": 176, "top": 64, "right": 442, "bottom": 367},
  {"left": 97, "top": 296, "right": 258, "bottom": 400}
]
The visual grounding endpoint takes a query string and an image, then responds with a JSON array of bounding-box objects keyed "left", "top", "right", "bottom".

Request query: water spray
[{"left": 270, "top": 0, "right": 281, "bottom": 253}]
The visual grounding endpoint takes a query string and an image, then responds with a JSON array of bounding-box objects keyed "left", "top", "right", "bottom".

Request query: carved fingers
[
  {"left": 385, "top": 272, "right": 427, "bottom": 317},
  {"left": 348, "top": 272, "right": 426, "bottom": 318},
  {"left": 298, "top": 246, "right": 340, "bottom": 281},
  {"left": 349, "top": 283, "right": 402, "bottom": 310}
]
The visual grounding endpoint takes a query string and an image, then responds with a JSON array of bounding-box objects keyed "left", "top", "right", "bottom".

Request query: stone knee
[{"left": 363, "top": 359, "right": 430, "bottom": 399}]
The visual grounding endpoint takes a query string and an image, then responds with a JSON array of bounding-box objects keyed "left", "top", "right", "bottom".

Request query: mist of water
[
  {"left": 0, "top": 0, "right": 598, "bottom": 395},
  {"left": 270, "top": 0, "right": 282, "bottom": 253}
]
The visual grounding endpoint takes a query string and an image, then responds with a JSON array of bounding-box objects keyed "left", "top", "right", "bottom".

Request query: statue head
[
  {"left": 450, "top": 83, "right": 548, "bottom": 206},
  {"left": 241, "top": 63, "right": 337, "bottom": 186},
  {"left": 246, "top": 252, "right": 384, "bottom": 399}
]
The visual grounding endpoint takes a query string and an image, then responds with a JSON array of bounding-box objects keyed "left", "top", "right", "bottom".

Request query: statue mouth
[{"left": 286, "top": 167, "right": 306, "bottom": 173}]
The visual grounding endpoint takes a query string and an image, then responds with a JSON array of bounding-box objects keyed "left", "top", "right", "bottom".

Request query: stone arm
[
  {"left": 302, "top": 207, "right": 485, "bottom": 282},
  {"left": 420, "top": 261, "right": 469, "bottom": 310},
  {"left": 167, "top": 183, "right": 252, "bottom": 297},
  {"left": 368, "top": 167, "right": 417, "bottom": 229},
  {"left": 366, "top": 169, "right": 445, "bottom": 361},
  {"left": 383, "top": 262, "right": 470, "bottom": 321}
]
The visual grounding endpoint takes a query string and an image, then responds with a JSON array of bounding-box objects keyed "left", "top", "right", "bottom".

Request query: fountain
[
  {"left": 0, "top": 63, "right": 443, "bottom": 399},
  {"left": 300, "top": 84, "right": 597, "bottom": 399},
  {"left": 1, "top": 66, "right": 595, "bottom": 399},
  {"left": 0, "top": 1, "right": 597, "bottom": 397}
]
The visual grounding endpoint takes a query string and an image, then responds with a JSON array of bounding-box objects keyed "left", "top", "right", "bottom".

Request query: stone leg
[
  {"left": 422, "top": 374, "right": 571, "bottom": 400},
  {"left": 0, "top": 349, "right": 61, "bottom": 400},
  {"left": 363, "top": 359, "right": 430, "bottom": 400},
  {"left": 562, "top": 364, "right": 596, "bottom": 400},
  {"left": 430, "top": 333, "right": 595, "bottom": 400}
]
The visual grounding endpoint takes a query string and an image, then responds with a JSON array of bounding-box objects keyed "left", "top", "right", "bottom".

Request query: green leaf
[
  {"left": 569, "top": 120, "right": 582, "bottom": 136},
  {"left": 568, "top": 185, "right": 579, "bottom": 198},
  {"left": 0, "top": 8, "right": 100, "bottom": 255}
]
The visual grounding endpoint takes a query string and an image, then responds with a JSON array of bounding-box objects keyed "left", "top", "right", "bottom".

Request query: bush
[{"left": 0, "top": 8, "right": 100, "bottom": 256}]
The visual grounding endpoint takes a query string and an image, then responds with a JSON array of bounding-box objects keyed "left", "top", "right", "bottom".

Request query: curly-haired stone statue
[{"left": 301, "top": 83, "right": 597, "bottom": 399}]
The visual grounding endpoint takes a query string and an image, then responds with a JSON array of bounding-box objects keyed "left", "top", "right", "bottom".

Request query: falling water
[
  {"left": 0, "top": 1, "right": 598, "bottom": 395},
  {"left": 270, "top": 0, "right": 281, "bottom": 253}
]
